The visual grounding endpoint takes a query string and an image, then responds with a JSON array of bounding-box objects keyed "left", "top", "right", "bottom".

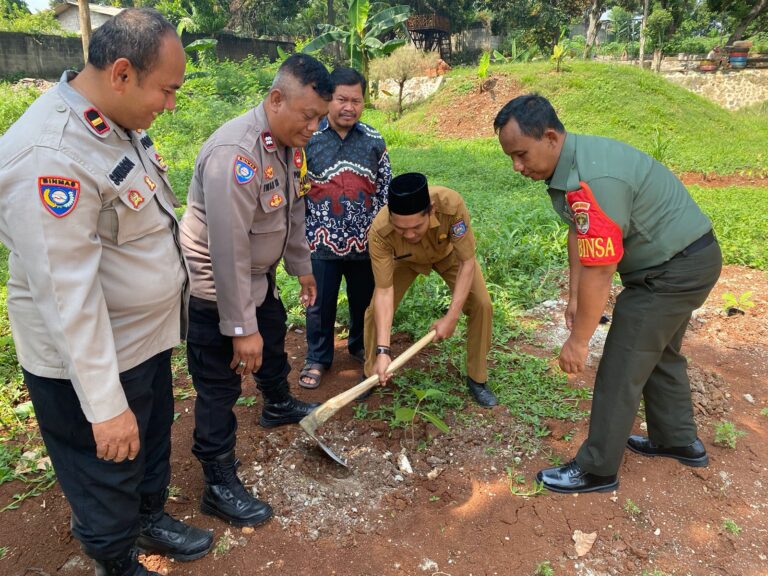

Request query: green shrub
[{"left": 0, "top": 82, "right": 39, "bottom": 134}]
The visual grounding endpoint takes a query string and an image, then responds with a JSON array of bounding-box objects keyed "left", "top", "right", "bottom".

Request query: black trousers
[
  {"left": 575, "top": 240, "right": 722, "bottom": 476},
  {"left": 187, "top": 284, "right": 290, "bottom": 461},
  {"left": 24, "top": 350, "right": 173, "bottom": 560},
  {"left": 304, "top": 257, "right": 375, "bottom": 367}
]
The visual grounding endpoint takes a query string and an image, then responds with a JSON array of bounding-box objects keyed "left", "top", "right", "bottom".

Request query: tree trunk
[
  {"left": 653, "top": 48, "right": 662, "bottom": 72},
  {"left": 638, "top": 0, "right": 649, "bottom": 69},
  {"left": 327, "top": 0, "right": 334, "bottom": 25},
  {"left": 583, "top": 0, "right": 604, "bottom": 59},
  {"left": 78, "top": 0, "right": 92, "bottom": 64},
  {"left": 726, "top": 0, "right": 768, "bottom": 45}
]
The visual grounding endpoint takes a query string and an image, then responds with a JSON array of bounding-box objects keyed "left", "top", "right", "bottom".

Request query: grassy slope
[{"left": 382, "top": 61, "right": 768, "bottom": 175}]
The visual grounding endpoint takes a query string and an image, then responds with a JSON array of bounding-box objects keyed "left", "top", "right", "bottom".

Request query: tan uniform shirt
[
  {"left": 368, "top": 186, "right": 476, "bottom": 287},
  {"left": 181, "top": 102, "right": 312, "bottom": 337},
  {"left": 0, "top": 71, "right": 188, "bottom": 423}
]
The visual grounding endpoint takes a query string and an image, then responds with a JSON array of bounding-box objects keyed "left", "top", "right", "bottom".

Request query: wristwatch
[{"left": 375, "top": 345, "right": 391, "bottom": 356}]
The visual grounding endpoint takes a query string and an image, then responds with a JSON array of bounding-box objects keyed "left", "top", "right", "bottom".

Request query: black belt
[{"left": 673, "top": 230, "right": 715, "bottom": 258}]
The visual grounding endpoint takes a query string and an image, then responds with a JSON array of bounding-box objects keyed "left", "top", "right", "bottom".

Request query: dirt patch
[
  {"left": 679, "top": 171, "right": 768, "bottom": 188},
  {"left": 0, "top": 264, "right": 767, "bottom": 576},
  {"left": 423, "top": 74, "right": 524, "bottom": 139}
]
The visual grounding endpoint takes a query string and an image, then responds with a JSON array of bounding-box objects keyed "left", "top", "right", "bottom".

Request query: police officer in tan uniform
[
  {"left": 0, "top": 10, "right": 212, "bottom": 576},
  {"left": 363, "top": 173, "right": 497, "bottom": 407},
  {"left": 180, "top": 54, "right": 331, "bottom": 527}
]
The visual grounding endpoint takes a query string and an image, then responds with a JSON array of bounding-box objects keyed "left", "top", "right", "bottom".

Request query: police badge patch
[
  {"left": 269, "top": 194, "right": 284, "bottom": 208},
  {"left": 128, "top": 189, "right": 145, "bottom": 209},
  {"left": 264, "top": 165, "right": 274, "bottom": 180},
  {"left": 293, "top": 148, "right": 304, "bottom": 169},
  {"left": 450, "top": 219, "right": 467, "bottom": 238},
  {"left": 234, "top": 155, "right": 257, "bottom": 185},
  {"left": 39, "top": 176, "right": 80, "bottom": 218}
]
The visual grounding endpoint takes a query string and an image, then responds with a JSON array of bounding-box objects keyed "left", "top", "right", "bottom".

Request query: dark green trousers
[{"left": 576, "top": 240, "right": 722, "bottom": 476}]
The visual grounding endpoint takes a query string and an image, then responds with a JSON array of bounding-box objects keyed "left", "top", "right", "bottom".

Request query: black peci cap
[{"left": 388, "top": 172, "right": 430, "bottom": 215}]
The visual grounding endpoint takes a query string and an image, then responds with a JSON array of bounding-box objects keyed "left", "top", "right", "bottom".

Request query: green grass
[{"left": 388, "top": 61, "right": 768, "bottom": 176}]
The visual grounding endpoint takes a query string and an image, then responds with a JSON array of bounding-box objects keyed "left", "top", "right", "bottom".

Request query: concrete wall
[
  {"left": 452, "top": 29, "right": 500, "bottom": 52},
  {"left": 0, "top": 32, "right": 84, "bottom": 80},
  {"left": 663, "top": 68, "right": 768, "bottom": 110},
  {"left": 0, "top": 31, "right": 294, "bottom": 80}
]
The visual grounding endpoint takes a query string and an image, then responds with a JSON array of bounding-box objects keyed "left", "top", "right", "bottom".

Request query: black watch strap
[{"left": 375, "top": 345, "right": 391, "bottom": 356}]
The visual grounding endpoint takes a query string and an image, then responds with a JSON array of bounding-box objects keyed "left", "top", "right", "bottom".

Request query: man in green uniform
[
  {"left": 363, "top": 172, "right": 497, "bottom": 407},
  {"left": 494, "top": 94, "right": 721, "bottom": 493}
]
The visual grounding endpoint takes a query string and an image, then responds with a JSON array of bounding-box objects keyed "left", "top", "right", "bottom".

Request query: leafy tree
[
  {"left": 0, "top": 0, "right": 27, "bottom": 16},
  {"left": 369, "top": 45, "right": 436, "bottom": 116},
  {"left": 708, "top": 0, "right": 768, "bottom": 44},
  {"left": 303, "top": 0, "right": 410, "bottom": 84},
  {"left": 155, "top": 0, "right": 232, "bottom": 34},
  {"left": 646, "top": 7, "right": 673, "bottom": 69},
  {"left": 227, "top": 0, "right": 312, "bottom": 37},
  {"left": 583, "top": 0, "right": 605, "bottom": 57},
  {"left": 482, "top": 0, "right": 590, "bottom": 53}
]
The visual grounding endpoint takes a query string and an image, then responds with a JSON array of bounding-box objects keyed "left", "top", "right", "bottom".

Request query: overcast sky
[{"left": 27, "top": 0, "right": 51, "bottom": 13}]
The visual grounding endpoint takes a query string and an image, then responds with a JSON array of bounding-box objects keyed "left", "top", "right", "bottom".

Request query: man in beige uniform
[
  {"left": 180, "top": 54, "right": 331, "bottom": 527},
  {"left": 363, "top": 172, "right": 497, "bottom": 407},
  {"left": 0, "top": 10, "right": 211, "bottom": 576}
]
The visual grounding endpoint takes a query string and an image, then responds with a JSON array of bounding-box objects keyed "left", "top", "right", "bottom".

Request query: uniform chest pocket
[{"left": 97, "top": 171, "right": 168, "bottom": 245}]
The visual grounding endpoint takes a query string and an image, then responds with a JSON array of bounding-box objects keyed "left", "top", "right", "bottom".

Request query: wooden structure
[{"left": 406, "top": 14, "right": 451, "bottom": 61}]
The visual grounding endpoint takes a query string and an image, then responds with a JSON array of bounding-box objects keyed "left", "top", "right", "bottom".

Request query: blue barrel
[{"left": 729, "top": 52, "right": 748, "bottom": 68}]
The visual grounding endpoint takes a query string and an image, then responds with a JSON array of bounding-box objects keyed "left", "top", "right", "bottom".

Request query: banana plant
[{"left": 303, "top": 0, "right": 411, "bottom": 85}]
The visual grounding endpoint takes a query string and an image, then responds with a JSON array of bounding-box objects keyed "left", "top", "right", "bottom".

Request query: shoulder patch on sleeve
[
  {"left": 450, "top": 219, "right": 467, "bottom": 239},
  {"left": 38, "top": 176, "right": 80, "bottom": 218},
  {"left": 567, "top": 181, "right": 624, "bottom": 266},
  {"left": 234, "top": 155, "right": 258, "bottom": 185}
]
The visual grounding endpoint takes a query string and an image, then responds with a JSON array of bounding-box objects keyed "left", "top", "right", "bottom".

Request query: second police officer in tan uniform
[
  {"left": 363, "top": 172, "right": 498, "bottom": 407},
  {"left": 180, "top": 54, "right": 332, "bottom": 527}
]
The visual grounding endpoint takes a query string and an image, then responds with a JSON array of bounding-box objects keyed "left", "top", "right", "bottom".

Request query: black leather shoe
[
  {"left": 467, "top": 377, "right": 498, "bottom": 407},
  {"left": 93, "top": 549, "right": 159, "bottom": 576},
  {"left": 536, "top": 460, "right": 618, "bottom": 494},
  {"left": 626, "top": 435, "right": 709, "bottom": 467},
  {"left": 200, "top": 451, "right": 273, "bottom": 527},
  {"left": 259, "top": 395, "right": 320, "bottom": 427},
  {"left": 137, "top": 510, "right": 213, "bottom": 561}
]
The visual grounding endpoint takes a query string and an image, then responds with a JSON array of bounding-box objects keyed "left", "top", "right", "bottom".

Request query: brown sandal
[{"left": 299, "top": 361, "right": 325, "bottom": 389}]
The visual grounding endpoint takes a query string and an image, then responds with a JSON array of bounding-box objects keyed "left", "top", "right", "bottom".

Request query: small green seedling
[
  {"left": 509, "top": 479, "right": 545, "bottom": 498},
  {"left": 235, "top": 395, "right": 257, "bottom": 407},
  {"left": 534, "top": 560, "right": 554, "bottom": 576},
  {"left": 722, "top": 518, "right": 742, "bottom": 536},
  {"left": 721, "top": 291, "right": 754, "bottom": 316},
  {"left": 714, "top": 420, "right": 746, "bottom": 449},
  {"left": 623, "top": 498, "right": 641, "bottom": 518},
  {"left": 393, "top": 387, "right": 450, "bottom": 436}
]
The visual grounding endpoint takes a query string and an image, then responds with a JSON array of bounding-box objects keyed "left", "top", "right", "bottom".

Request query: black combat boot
[
  {"left": 136, "top": 489, "right": 213, "bottom": 561},
  {"left": 259, "top": 382, "right": 319, "bottom": 428},
  {"left": 200, "top": 451, "right": 273, "bottom": 527},
  {"left": 93, "top": 549, "right": 158, "bottom": 576}
]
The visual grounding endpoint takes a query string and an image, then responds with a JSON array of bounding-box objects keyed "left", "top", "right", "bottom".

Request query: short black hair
[
  {"left": 330, "top": 67, "right": 367, "bottom": 96},
  {"left": 274, "top": 54, "right": 333, "bottom": 101},
  {"left": 88, "top": 8, "right": 177, "bottom": 76},
  {"left": 493, "top": 94, "right": 565, "bottom": 138}
]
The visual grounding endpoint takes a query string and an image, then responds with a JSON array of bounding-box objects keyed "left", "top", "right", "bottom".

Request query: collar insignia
[
  {"left": 84, "top": 108, "right": 110, "bottom": 135},
  {"left": 262, "top": 131, "right": 276, "bottom": 152}
]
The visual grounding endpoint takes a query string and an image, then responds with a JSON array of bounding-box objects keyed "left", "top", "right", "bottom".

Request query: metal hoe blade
[{"left": 300, "top": 421, "right": 348, "bottom": 467}]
